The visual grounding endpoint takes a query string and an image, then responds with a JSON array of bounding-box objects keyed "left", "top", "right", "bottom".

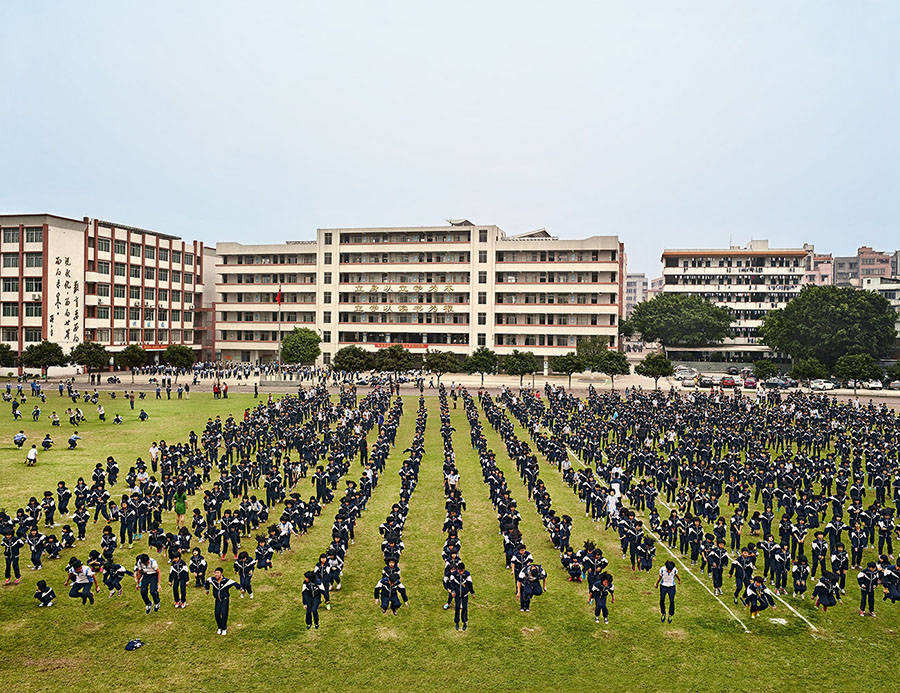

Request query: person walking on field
[
  {"left": 655, "top": 560, "right": 681, "bottom": 623},
  {"left": 174, "top": 485, "right": 188, "bottom": 529}
]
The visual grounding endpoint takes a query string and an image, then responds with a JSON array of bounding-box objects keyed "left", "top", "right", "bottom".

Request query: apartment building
[
  {"left": 834, "top": 246, "right": 896, "bottom": 287},
  {"left": 660, "top": 240, "right": 813, "bottom": 358},
  {"left": 624, "top": 273, "right": 647, "bottom": 315},
  {"left": 214, "top": 220, "right": 624, "bottom": 366},
  {"left": 805, "top": 254, "right": 834, "bottom": 286},
  {"left": 0, "top": 214, "right": 211, "bottom": 359},
  {"left": 647, "top": 275, "right": 664, "bottom": 300},
  {"left": 861, "top": 276, "right": 900, "bottom": 354}
]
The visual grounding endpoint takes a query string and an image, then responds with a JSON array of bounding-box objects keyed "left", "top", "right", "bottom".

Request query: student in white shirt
[{"left": 654, "top": 560, "right": 681, "bottom": 623}]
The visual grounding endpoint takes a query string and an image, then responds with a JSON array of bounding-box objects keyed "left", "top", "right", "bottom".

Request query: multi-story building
[
  {"left": 0, "top": 213, "right": 211, "bottom": 360},
  {"left": 834, "top": 246, "right": 895, "bottom": 286},
  {"left": 660, "top": 240, "right": 813, "bottom": 358},
  {"left": 214, "top": 220, "right": 624, "bottom": 367},
  {"left": 861, "top": 276, "right": 900, "bottom": 355},
  {"left": 805, "top": 254, "right": 834, "bottom": 286},
  {"left": 647, "top": 275, "right": 664, "bottom": 300},
  {"left": 624, "top": 273, "right": 647, "bottom": 315},
  {"left": 892, "top": 250, "right": 900, "bottom": 278}
]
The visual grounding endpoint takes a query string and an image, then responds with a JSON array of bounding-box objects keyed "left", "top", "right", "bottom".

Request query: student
[
  {"left": 233, "top": 551, "right": 256, "bottom": 599},
  {"left": 589, "top": 571, "right": 614, "bottom": 624},
  {"left": 745, "top": 576, "right": 776, "bottom": 619},
  {"left": 26, "top": 527, "right": 45, "bottom": 570},
  {"left": 516, "top": 562, "right": 546, "bottom": 613},
  {"left": 206, "top": 566, "right": 239, "bottom": 635},
  {"left": 65, "top": 557, "right": 98, "bottom": 604},
  {"left": 134, "top": 553, "right": 162, "bottom": 614},
  {"left": 374, "top": 571, "right": 409, "bottom": 614},
  {"left": 447, "top": 561, "right": 474, "bottom": 631},
  {"left": 813, "top": 571, "right": 841, "bottom": 613},
  {"left": 189, "top": 548, "right": 208, "bottom": 588},
  {"left": 792, "top": 555, "right": 810, "bottom": 599},
  {"left": 654, "top": 560, "right": 680, "bottom": 623},
  {"left": 2, "top": 530, "right": 24, "bottom": 584},
  {"left": 34, "top": 579, "right": 55, "bottom": 607},
  {"left": 103, "top": 560, "right": 132, "bottom": 597},
  {"left": 857, "top": 561, "right": 880, "bottom": 616},
  {"left": 302, "top": 570, "right": 324, "bottom": 630},
  {"left": 169, "top": 552, "right": 190, "bottom": 608}
]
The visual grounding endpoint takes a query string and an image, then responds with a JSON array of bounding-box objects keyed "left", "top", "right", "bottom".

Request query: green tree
[
  {"left": 887, "top": 363, "right": 900, "bottom": 382},
  {"left": 0, "top": 343, "right": 17, "bottom": 369},
  {"left": 162, "top": 344, "right": 195, "bottom": 380},
  {"left": 550, "top": 352, "right": 585, "bottom": 389},
  {"left": 635, "top": 352, "right": 674, "bottom": 390},
  {"left": 116, "top": 344, "right": 148, "bottom": 383},
  {"left": 424, "top": 350, "right": 460, "bottom": 386},
  {"left": 375, "top": 344, "right": 416, "bottom": 372},
  {"left": 833, "top": 353, "right": 882, "bottom": 395},
  {"left": 760, "top": 285, "right": 897, "bottom": 368},
  {"left": 19, "top": 340, "right": 67, "bottom": 374},
  {"left": 502, "top": 349, "right": 541, "bottom": 387},
  {"left": 281, "top": 327, "right": 321, "bottom": 365},
  {"left": 597, "top": 349, "right": 631, "bottom": 390},
  {"left": 575, "top": 336, "right": 609, "bottom": 372},
  {"left": 70, "top": 342, "right": 110, "bottom": 373},
  {"left": 753, "top": 359, "right": 778, "bottom": 380},
  {"left": 332, "top": 345, "right": 375, "bottom": 372},
  {"left": 465, "top": 346, "right": 498, "bottom": 387},
  {"left": 627, "top": 294, "right": 732, "bottom": 353},
  {"left": 790, "top": 357, "right": 828, "bottom": 384}
]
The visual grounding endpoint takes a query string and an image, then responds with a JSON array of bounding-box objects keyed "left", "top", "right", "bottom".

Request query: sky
[{"left": 1, "top": 1, "right": 898, "bottom": 276}]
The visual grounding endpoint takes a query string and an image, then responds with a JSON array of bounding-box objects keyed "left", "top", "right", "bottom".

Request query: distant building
[
  {"left": 805, "top": 254, "right": 833, "bottom": 286},
  {"left": 647, "top": 275, "right": 664, "bottom": 300},
  {"left": 660, "top": 240, "right": 813, "bottom": 358},
  {"left": 624, "top": 273, "right": 647, "bottom": 315},
  {"left": 861, "top": 275, "right": 900, "bottom": 355},
  {"left": 834, "top": 246, "right": 894, "bottom": 287}
]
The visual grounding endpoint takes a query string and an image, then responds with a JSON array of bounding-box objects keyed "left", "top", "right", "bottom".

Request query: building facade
[
  {"left": 834, "top": 246, "right": 896, "bottom": 286},
  {"left": 0, "top": 214, "right": 211, "bottom": 360},
  {"left": 214, "top": 221, "right": 624, "bottom": 366},
  {"left": 861, "top": 276, "right": 900, "bottom": 356},
  {"left": 805, "top": 254, "right": 834, "bottom": 286},
  {"left": 624, "top": 273, "right": 647, "bottom": 315},
  {"left": 660, "top": 240, "right": 813, "bottom": 358}
]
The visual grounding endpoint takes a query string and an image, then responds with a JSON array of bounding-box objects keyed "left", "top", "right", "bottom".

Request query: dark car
[
  {"left": 726, "top": 367, "right": 740, "bottom": 375},
  {"left": 697, "top": 376, "right": 714, "bottom": 388},
  {"left": 763, "top": 377, "right": 787, "bottom": 389}
]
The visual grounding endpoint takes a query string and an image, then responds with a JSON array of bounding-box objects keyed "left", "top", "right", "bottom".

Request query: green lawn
[{"left": 0, "top": 392, "right": 895, "bottom": 691}]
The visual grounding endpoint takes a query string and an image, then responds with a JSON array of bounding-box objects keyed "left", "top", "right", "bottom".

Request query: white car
[
  {"left": 810, "top": 379, "right": 835, "bottom": 391},
  {"left": 865, "top": 379, "right": 883, "bottom": 390},
  {"left": 889, "top": 380, "right": 900, "bottom": 390}
]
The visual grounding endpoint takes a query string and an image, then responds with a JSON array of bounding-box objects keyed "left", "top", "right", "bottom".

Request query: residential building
[
  {"left": 624, "top": 273, "right": 647, "bottom": 315},
  {"left": 861, "top": 275, "right": 900, "bottom": 354},
  {"left": 834, "top": 246, "right": 894, "bottom": 287},
  {"left": 214, "top": 220, "right": 624, "bottom": 366},
  {"left": 660, "top": 240, "right": 813, "bottom": 358},
  {"left": 0, "top": 213, "right": 211, "bottom": 360},
  {"left": 805, "top": 253, "right": 834, "bottom": 286},
  {"left": 647, "top": 275, "right": 664, "bottom": 300}
]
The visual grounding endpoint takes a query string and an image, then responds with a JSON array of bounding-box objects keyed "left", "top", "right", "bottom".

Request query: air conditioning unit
[
  {"left": 31, "top": 294, "right": 41, "bottom": 301},
  {"left": 98, "top": 298, "right": 105, "bottom": 305}
]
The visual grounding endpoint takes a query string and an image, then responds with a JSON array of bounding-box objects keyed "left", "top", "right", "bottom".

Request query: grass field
[{"left": 0, "top": 390, "right": 896, "bottom": 692}]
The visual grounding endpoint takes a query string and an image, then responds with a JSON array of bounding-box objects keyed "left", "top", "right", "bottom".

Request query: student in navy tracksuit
[
  {"left": 3, "top": 530, "right": 24, "bottom": 583},
  {"left": 233, "top": 551, "right": 256, "bottom": 599},
  {"left": 206, "top": 567, "right": 239, "bottom": 635},
  {"left": 302, "top": 570, "right": 324, "bottom": 629},
  {"left": 374, "top": 572, "right": 408, "bottom": 614},
  {"left": 134, "top": 553, "right": 161, "bottom": 614},
  {"left": 447, "top": 562, "right": 474, "bottom": 631},
  {"left": 34, "top": 579, "right": 55, "bottom": 606},
  {"left": 190, "top": 548, "right": 208, "bottom": 588},
  {"left": 169, "top": 553, "right": 190, "bottom": 608},
  {"left": 589, "top": 572, "right": 614, "bottom": 624},
  {"left": 857, "top": 562, "right": 880, "bottom": 616}
]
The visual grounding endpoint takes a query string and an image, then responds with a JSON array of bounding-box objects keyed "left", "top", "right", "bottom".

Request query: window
[
  {"left": 479, "top": 229, "right": 488, "bottom": 243},
  {"left": 185, "top": 253, "right": 194, "bottom": 266},
  {"left": 478, "top": 271, "right": 487, "bottom": 283},
  {"left": 96, "top": 284, "right": 110, "bottom": 297},
  {"left": 24, "top": 328, "right": 42, "bottom": 343},
  {"left": 2, "top": 327, "right": 17, "bottom": 341},
  {"left": 323, "top": 331, "right": 331, "bottom": 343},
  {"left": 171, "top": 309, "right": 181, "bottom": 322},
  {"left": 97, "top": 307, "right": 110, "bottom": 319},
  {"left": 172, "top": 250, "right": 182, "bottom": 264},
  {"left": 323, "top": 272, "right": 332, "bottom": 284},
  {"left": 144, "top": 266, "right": 155, "bottom": 280},
  {"left": 477, "top": 333, "right": 486, "bottom": 346},
  {"left": 158, "top": 308, "right": 168, "bottom": 321},
  {"left": 324, "top": 232, "right": 332, "bottom": 244},
  {"left": 3, "top": 254, "right": 18, "bottom": 268},
  {"left": 172, "top": 270, "right": 181, "bottom": 283},
  {"left": 2, "top": 278, "right": 18, "bottom": 292},
  {"left": 25, "top": 303, "right": 42, "bottom": 317},
  {"left": 96, "top": 260, "right": 110, "bottom": 274},
  {"left": 130, "top": 243, "right": 141, "bottom": 257},
  {"left": 114, "top": 239, "right": 126, "bottom": 255},
  {"left": 479, "top": 250, "right": 487, "bottom": 263},
  {"left": 143, "top": 308, "right": 154, "bottom": 321},
  {"left": 323, "top": 291, "right": 331, "bottom": 303},
  {"left": 113, "top": 307, "right": 126, "bottom": 320},
  {"left": 324, "top": 252, "right": 332, "bottom": 264},
  {"left": 25, "top": 227, "right": 43, "bottom": 243},
  {"left": 114, "top": 263, "right": 126, "bottom": 277},
  {"left": 477, "top": 312, "right": 486, "bottom": 325},
  {"left": 144, "top": 246, "right": 155, "bottom": 260},
  {"left": 158, "top": 288, "right": 168, "bottom": 301},
  {"left": 144, "top": 287, "right": 155, "bottom": 300},
  {"left": 323, "top": 311, "right": 331, "bottom": 323},
  {"left": 129, "top": 308, "right": 140, "bottom": 321},
  {"left": 114, "top": 285, "right": 126, "bottom": 298},
  {"left": 171, "top": 290, "right": 181, "bottom": 302},
  {"left": 129, "top": 286, "right": 141, "bottom": 300},
  {"left": 158, "top": 268, "right": 168, "bottom": 281},
  {"left": 184, "top": 273, "right": 193, "bottom": 284},
  {"left": 97, "top": 237, "right": 111, "bottom": 252},
  {"left": 158, "top": 248, "right": 169, "bottom": 261},
  {"left": 478, "top": 292, "right": 487, "bottom": 305},
  {"left": 2, "top": 229, "right": 19, "bottom": 244},
  {"left": 130, "top": 265, "right": 141, "bottom": 279}
]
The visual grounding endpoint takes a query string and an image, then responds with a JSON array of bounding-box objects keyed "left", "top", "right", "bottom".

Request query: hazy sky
[{"left": 1, "top": 2, "right": 897, "bottom": 275}]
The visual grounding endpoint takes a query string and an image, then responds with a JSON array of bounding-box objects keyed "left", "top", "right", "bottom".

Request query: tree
[
  {"left": 116, "top": 344, "right": 148, "bottom": 383},
  {"left": 575, "top": 336, "right": 609, "bottom": 372},
  {"left": 887, "top": 363, "right": 900, "bottom": 382},
  {"left": 597, "top": 349, "right": 631, "bottom": 390},
  {"left": 19, "top": 341, "right": 67, "bottom": 374},
  {"left": 759, "top": 285, "right": 897, "bottom": 369},
  {"left": 635, "top": 352, "right": 674, "bottom": 390},
  {"left": 503, "top": 349, "right": 541, "bottom": 387},
  {"left": 549, "top": 352, "right": 585, "bottom": 389},
  {"left": 753, "top": 359, "right": 778, "bottom": 380},
  {"left": 0, "top": 343, "right": 17, "bottom": 369},
  {"left": 465, "top": 347, "right": 498, "bottom": 387},
  {"left": 375, "top": 344, "right": 415, "bottom": 372},
  {"left": 424, "top": 350, "right": 460, "bottom": 386},
  {"left": 790, "top": 357, "right": 828, "bottom": 384},
  {"left": 162, "top": 344, "right": 195, "bottom": 380},
  {"left": 70, "top": 342, "right": 110, "bottom": 373},
  {"left": 332, "top": 345, "right": 375, "bottom": 373},
  {"left": 834, "top": 353, "right": 882, "bottom": 395},
  {"left": 281, "top": 327, "right": 321, "bottom": 365},
  {"left": 627, "top": 294, "right": 732, "bottom": 353}
]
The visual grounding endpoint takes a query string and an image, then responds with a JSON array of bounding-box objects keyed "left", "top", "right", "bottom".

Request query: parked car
[
  {"left": 845, "top": 380, "right": 864, "bottom": 389},
  {"left": 763, "top": 377, "right": 788, "bottom": 389},
  {"left": 726, "top": 367, "right": 740, "bottom": 375},
  {"left": 743, "top": 376, "right": 758, "bottom": 389},
  {"left": 865, "top": 379, "right": 884, "bottom": 390},
  {"left": 810, "top": 379, "right": 835, "bottom": 391},
  {"left": 681, "top": 377, "right": 695, "bottom": 388},
  {"left": 720, "top": 376, "right": 736, "bottom": 387},
  {"left": 888, "top": 380, "right": 900, "bottom": 390},
  {"left": 697, "top": 376, "right": 714, "bottom": 388},
  {"left": 784, "top": 378, "right": 798, "bottom": 388}
]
